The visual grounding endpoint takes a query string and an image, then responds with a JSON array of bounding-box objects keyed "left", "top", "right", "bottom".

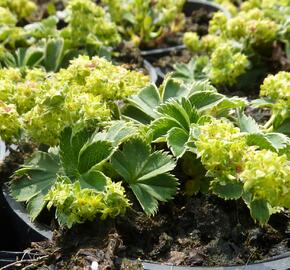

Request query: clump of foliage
[
  {"left": 11, "top": 121, "right": 178, "bottom": 226},
  {"left": 122, "top": 77, "right": 290, "bottom": 224},
  {"left": 61, "top": 0, "right": 121, "bottom": 53},
  {"left": 0, "top": 0, "right": 121, "bottom": 69},
  {"left": 0, "top": 55, "right": 149, "bottom": 145},
  {"left": 101, "top": 0, "right": 185, "bottom": 47},
  {"left": 10, "top": 77, "right": 290, "bottom": 227},
  {"left": 183, "top": 0, "right": 289, "bottom": 86}
]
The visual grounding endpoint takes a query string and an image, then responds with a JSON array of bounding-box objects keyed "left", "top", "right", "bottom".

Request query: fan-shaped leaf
[{"left": 111, "top": 138, "right": 178, "bottom": 215}]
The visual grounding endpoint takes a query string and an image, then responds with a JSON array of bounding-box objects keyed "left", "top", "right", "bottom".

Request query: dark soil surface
[{"left": 10, "top": 193, "right": 289, "bottom": 270}]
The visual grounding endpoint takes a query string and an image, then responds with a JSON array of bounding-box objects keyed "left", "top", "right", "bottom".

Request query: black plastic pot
[
  {"left": 140, "top": 0, "right": 231, "bottom": 57},
  {"left": 1, "top": 184, "right": 290, "bottom": 269},
  {"left": 0, "top": 184, "right": 52, "bottom": 248}
]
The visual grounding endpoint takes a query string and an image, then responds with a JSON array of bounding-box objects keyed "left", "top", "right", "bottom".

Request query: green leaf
[
  {"left": 265, "top": 133, "right": 290, "bottom": 150},
  {"left": 78, "top": 140, "right": 114, "bottom": 174},
  {"left": 157, "top": 98, "right": 191, "bottom": 130},
  {"left": 161, "top": 78, "right": 188, "bottom": 101},
  {"left": 27, "top": 192, "right": 49, "bottom": 220},
  {"left": 150, "top": 98, "right": 199, "bottom": 140},
  {"left": 60, "top": 127, "right": 91, "bottom": 178},
  {"left": 246, "top": 133, "right": 276, "bottom": 151},
  {"left": 238, "top": 112, "right": 260, "bottom": 133},
  {"left": 211, "top": 178, "right": 243, "bottom": 200},
  {"left": 251, "top": 98, "right": 275, "bottom": 108},
  {"left": 189, "top": 91, "right": 224, "bottom": 110},
  {"left": 250, "top": 199, "right": 270, "bottom": 224},
  {"left": 246, "top": 132, "right": 290, "bottom": 152},
  {"left": 11, "top": 151, "right": 60, "bottom": 220},
  {"left": 127, "top": 84, "right": 161, "bottom": 120},
  {"left": 122, "top": 105, "right": 154, "bottom": 124},
  {"left": 44, "top": 38, "right": 64, "bottom": 72},
  {"left": 286, "top": 39, "right": 290, "bottom": 60},
  {"left": 79, "top": 169, "right": 107, "bottom": 191},
  {"left": 111, "top": 138, "right": 178, "bottom": 215},
  {"left": 214, "top": 97, "right": 247, "bottom": 112},
  {"left": 275, "top": 118, "right": 290, "bottom": 136},
  {"left": 167, "top": 127, "right": 189, "bottom": 158},
  {"left": 101, "top": 121, "right": 138, "bottom": 146},
  {"left": 26, "top": 50, "right": 44, "bottom": 67}
]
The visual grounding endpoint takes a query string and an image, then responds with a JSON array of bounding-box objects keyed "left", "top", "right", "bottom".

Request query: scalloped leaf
[
  {"left": 189, "top": 91, "right": 224, "bottom": 110},
  {"left": 11, "top": 151, "right": 61, "bottom": 220},
  {"left": 246, "top": 132, "right": 290, "bottom": 152},
  {"left": 150, "top": 98, "right": 199, "bottom": 142},
  {"left": 125, "top": 84, "right": 161, "bottom": 120},
  {"left": 250, "top": 199, "right": 270, "bottom": 225},
  {"left": 78, "top": 140, "right": 114, "bottom": 174},
  {"left": 167, "top": 127, "right": 189, "bottom": 158},
  {"left": 111, "top": 138, "right": 178, "bottom": 215},
  {"left": 60, "top": 127, "right": 91, "bottom": 178},
  {"left": 238, "top": 112, "right": 260, "bottom": 133},
  {"left": 211, "top": 178, "right": 243, "bottom": 200},
  {"left": 161, "top": 78, "right": 189, "bottom": 101}
]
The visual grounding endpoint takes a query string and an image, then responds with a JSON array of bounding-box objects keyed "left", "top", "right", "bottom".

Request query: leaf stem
[{"left": 263, "top": 114, "right": 276, "bottom": 130}]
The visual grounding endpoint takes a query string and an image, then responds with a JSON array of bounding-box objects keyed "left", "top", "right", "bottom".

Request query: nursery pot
[
  {"left": 1, "top": 184, "right": 290, "bottom": 269},
  {"left": 0, "top": 184, "right": 52, "bottom": 248},
  {"left": 140, "top": 0, "right": 231, "bottom": 57}
]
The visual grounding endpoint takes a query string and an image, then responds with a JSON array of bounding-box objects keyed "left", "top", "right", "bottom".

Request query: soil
[{"left": 7, "top": 192, "right": 288, "bottom": 270}]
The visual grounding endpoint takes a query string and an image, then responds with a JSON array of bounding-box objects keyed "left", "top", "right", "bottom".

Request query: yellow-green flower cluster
[
  {"left": 46, "top": 177, "right": 130, "bottom": 228},
  {"left": 215, "top": 0, "right": 238, "bottom": 16},
  {"left": 241, "top": 150, "right": 290, "bottom": 209},
  {"left": 183, "top": 0, "right": 286, "bottom": 86},
  {"left": 195, "top": 118, "right": 248, "bottom": 180},
  {"left": 241, "top": 0, "right": 290, "bottom": 27},
  {"left": 61, "top": 0, "right": 120, "bottom": 50},
  {"left": 0, "top": 56, "right": 149, "bottom": 145},
  {"left": 0, "top": 102, "right": 20, "bottom": 141},
  {"left": 0, "top": 0, "right": 36, "bottom": 19},
  {"left": 209, "top": 44, "right": 249, "bottom": 85},
  {"left": 194, "top": 117, "right": 290, "bottom": 221},
  {"left": 259, "top": 71, "right": 290, "bottom": 115},
  {"left": 260, "top": 71, "right": 290, "bottom": 101}
]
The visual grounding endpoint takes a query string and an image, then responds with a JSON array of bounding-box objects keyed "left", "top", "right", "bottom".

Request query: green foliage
[
  {"left": 0, "top": 55, "right": 149, "bottom": 145},
  {"left": 11, "top": 125, "right": 117, "bottom": 222},
  {"left": 61, "top": 0, "right": 120, "bottom": 52},
  {"left": 102, "top": 0, "right": 185, "bottom": 46},
  {"left": 191, "top": 116, "right": 290, "bottom": 224},
  {"left": 150, "top": 98, "right": 199, "bottom": 157},
  {"left": 12, "top": 122, "right": 179, "bottom": 225},
  {"left": 11, "top": 151, "right": 61, "bottom": 220},
  {"left": 111, "top": 138, "right": 178, "bottom": 215}
]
